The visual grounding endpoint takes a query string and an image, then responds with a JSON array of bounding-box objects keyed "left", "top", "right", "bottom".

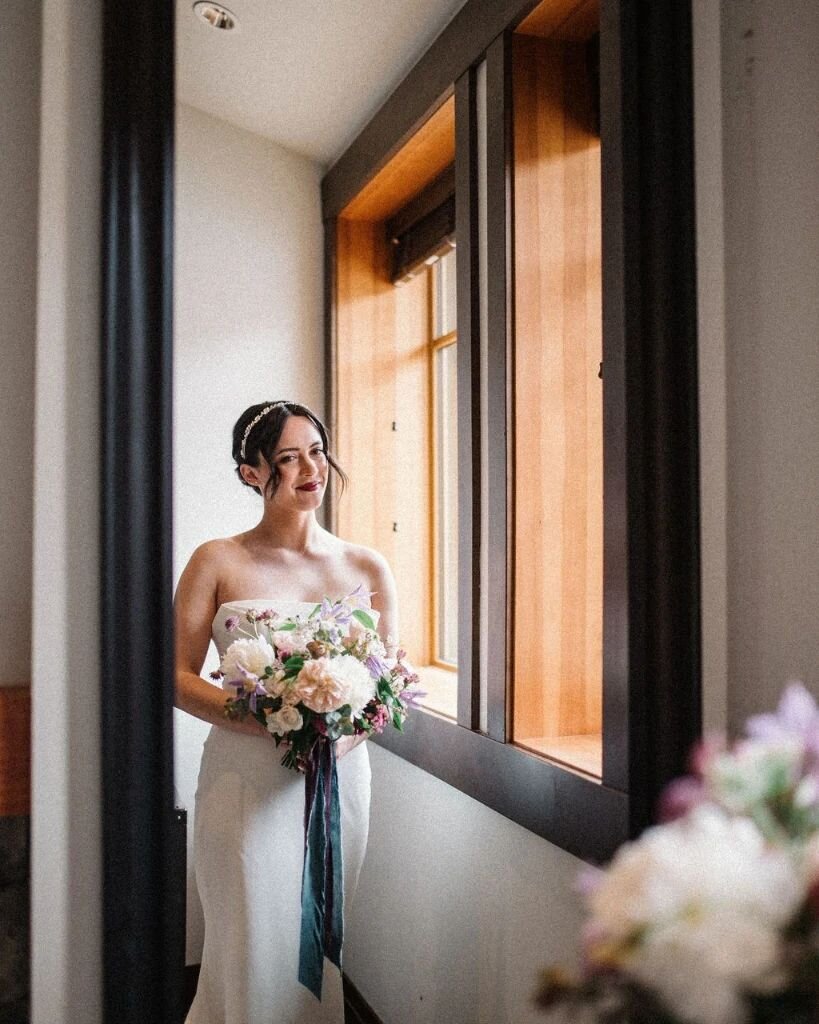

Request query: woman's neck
[{"left": 250, "top": 508, "right": 323, "bottom": 554}]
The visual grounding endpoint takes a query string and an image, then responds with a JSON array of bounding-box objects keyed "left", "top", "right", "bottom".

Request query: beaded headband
[{"left": 239, "top": 401, "right": 295, "bottom": 460}]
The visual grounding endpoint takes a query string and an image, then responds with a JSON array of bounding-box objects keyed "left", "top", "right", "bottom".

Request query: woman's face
[{"left": 246, "top": 415, "right": 328, "bottom": 509}]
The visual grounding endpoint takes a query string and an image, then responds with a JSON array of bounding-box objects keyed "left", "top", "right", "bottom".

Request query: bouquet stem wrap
[{"left": 298, "top": 739, "right": 344, "bottom": 1000}]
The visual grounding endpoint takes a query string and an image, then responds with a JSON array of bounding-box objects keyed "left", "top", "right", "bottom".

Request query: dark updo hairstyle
[{"left": 232, "top": 400, "right": 348, "bottom": 501}]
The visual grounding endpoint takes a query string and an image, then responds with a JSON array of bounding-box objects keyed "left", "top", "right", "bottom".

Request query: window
[{"left": 324, "top": 0, "right": 701, "bottom": 863}]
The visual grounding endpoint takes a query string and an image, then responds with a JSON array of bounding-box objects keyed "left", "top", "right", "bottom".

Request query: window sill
[{"left": 372, "top": 708, "right": 627, "bottom": 863}]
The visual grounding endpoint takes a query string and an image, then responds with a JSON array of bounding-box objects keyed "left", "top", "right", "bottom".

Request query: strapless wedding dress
[{"left": 185, "top": 599, "right": 373, "bottom": 1024}]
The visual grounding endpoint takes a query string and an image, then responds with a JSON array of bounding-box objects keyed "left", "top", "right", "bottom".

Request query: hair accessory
[{"left": 240, "top": 401, "right": 293, "bottom": 460}]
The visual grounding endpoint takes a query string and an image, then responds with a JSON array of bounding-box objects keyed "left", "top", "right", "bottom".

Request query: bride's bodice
[{"left": 211, "top": 598, "right": 380, "bottom": 662}]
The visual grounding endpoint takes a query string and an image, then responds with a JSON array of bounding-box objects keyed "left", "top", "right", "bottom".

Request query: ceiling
[{"left": 176, "top": 0, "right": 468, "bottom": 168}]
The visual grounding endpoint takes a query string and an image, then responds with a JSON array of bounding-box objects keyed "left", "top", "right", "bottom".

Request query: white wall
[
  {"left": 172, "top": 102, "right": 324, "bottom": 961},
  {"left": 0, "top": 1, "right": 41, "bottom": 686},
  {"left": 30, "top": 0, "right": 102, "bottom": 1021},
  {"left": 720, "top": 0, "right": 819, "bottom": 729}
]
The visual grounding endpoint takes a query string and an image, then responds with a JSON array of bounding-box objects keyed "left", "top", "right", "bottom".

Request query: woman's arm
[
  {"left": 366, "top": 549, "right": 400, "bottom": 658},
  {"left": 174, "top": 542, "right": 268, "bottom": 738},
  {"left": 336, "top": 548, "right": 401, "bottom": 760}
]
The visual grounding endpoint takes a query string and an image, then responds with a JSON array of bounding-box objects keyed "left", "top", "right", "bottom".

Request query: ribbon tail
[
  {"left": 298, "top": 744, "right": 328, "bottom": 1000},
  {"left": 297, "top": 740, "right": 345, "bottom": 1000},
  {"left": 324, "top": 742, "right": 344, "bottom": 969}
]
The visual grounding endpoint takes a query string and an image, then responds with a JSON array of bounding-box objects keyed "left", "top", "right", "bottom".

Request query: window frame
[{"left": 323, "top": 0, "right": 701, "bottom": 863}]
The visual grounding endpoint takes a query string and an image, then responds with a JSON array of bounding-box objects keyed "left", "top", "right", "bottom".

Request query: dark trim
[
  {"left": 100, "top": 2, "right": 179, "bottom": 1022},
  {"left": 373, "top": 713, "right": 627, "bottom": 863},
  {"left": 322, "top": 0, "right": 545, "bottom": 220},
  {"left": 484, "top": 33, "right": 514, "bottom": 744},
  {"left": 184, "top": 965, "right": 200, "bottom": 1021},
  {"left": 454, "top": 68, "right": 482, "bottom": 731},
  {"left": 615, "top": 0, "right": 701, "bottom": 833},
  {"left": 343, "top": 974, "right": 386, "bottom": 1024},
  {"left": 385, "top": 164, "right": 455, "bottom": 241},
  {"left": 389, "top": 195, "right": 455, "bottom": 283}
]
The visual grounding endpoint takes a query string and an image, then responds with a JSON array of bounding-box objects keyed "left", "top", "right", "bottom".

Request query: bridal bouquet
[
  {"left": 212, "top": 583, "right": 424, "bottom": 1000},
  {"left": 537, "top": 682, "right": 819, "bottom": 1024},
  {"left": 213, "top": 583, "right": 424, "bottom": 770}
]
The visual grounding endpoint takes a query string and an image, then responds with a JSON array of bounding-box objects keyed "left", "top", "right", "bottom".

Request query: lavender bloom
[
  {"left": 399, "top": 687, "right": 427, "bottom": 708},
  {"left": 224, "top": 615, "right": 240, "bottom": 632},
  {"left": 365, "top": 654, "right": 392, "bottom": 680},
  {"left": 746, "top": 681, "right": 819, "bottom": 757},
  {"left": 343, "top": 582, "right": 376, "bottom": 610}
]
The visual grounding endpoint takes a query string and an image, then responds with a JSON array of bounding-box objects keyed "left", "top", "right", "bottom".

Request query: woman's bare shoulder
[
  {"left": 337, "top": 539, "right": 394, "bottom": 585},
  {"left": 176, "top": 536, "right": 249, "bottom": 598}
]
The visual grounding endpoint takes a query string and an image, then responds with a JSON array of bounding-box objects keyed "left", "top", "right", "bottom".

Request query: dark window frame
[{"left": 323, "top": 0, "right": 701, "bottom": 861}]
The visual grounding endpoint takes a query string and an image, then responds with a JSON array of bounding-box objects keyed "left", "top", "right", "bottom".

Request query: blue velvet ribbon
[{"left": 298, "top": 739, "right": 344, "bottom": 1000}]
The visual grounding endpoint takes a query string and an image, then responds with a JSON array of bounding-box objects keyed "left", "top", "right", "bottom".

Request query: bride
[{"left": 174, "top": 400, "right": 399, "bottom": 1024}]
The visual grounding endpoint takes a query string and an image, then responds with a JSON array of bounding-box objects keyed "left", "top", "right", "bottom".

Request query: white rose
[
  {"left": 266, "top": 705, "right": 303, "bottom": 736},
  {"left": 221, "top": 637, "right": 275, "bottom": 681},
  {"left": 263, "top": 668, "right": 287, "bottom": 697}
]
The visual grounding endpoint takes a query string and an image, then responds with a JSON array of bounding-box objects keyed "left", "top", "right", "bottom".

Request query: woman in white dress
[{"left": 174, "top": 400, "right": 399, "bottom": 1024}]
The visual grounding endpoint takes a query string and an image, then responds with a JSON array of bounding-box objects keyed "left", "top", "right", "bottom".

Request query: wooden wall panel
[
  {"left": 335, "top": 220, "right": 432, "bottom": 664},
  {"left": 512, "top": 35, "right": 603, "bottom": 749},
  {"left": 0, "top": 686, "right": 30, "bottom": 815}
]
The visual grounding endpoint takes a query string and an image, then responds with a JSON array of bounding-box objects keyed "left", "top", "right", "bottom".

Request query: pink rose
[{"left": 292, "top": 657, "right": 348, "bottom": 714}]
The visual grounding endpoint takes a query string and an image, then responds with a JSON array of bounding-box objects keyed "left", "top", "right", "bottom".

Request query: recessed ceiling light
[{"left": 193, "top": 2, "right": 239, "bottom": 31}]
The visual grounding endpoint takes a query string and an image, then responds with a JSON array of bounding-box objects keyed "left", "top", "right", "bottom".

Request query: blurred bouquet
[
  {"left": 537, "top": 682, "right": 819, "bottom": 1024},
  {"left": 213, "top": 582, "right": 424, "bottom": 771}
]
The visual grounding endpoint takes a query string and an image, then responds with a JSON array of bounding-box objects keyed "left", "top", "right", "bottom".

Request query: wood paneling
[
  {"left": 511, "top": 35, "right": 603, "bottom": 757},
  {"left": 340, "top": 97, "right": 455, "bottom": 223},
  {"left": 0, "top": 686, "right": 30, "bottom": 815},
  {"left": 516, "top": 0, "right": 599, "bottom": 41},
  {"left": 335, "top": 220, "right": 432, "bottom": 664}
]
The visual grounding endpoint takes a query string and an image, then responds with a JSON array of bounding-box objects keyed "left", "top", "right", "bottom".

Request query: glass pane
[
  {"left": 510, "top": 29, "right": 603, "bottom": 779},
  {"left": 435, "top": 342, "right": 458, "bottom": 665},
  {"left": 433, "top": 248, "right": 457, "bottom": 339}
]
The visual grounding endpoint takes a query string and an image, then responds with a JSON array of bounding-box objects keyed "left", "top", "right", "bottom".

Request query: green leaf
[
  {"left": 283, "top": 656, "right": 305, "bottom": 678},
  {"left": 276, "top": 621, "right": 298, "bottom": 632},
  {"left": 352, "top": 608, "right": 376, "bottom": 631},
  {"left": 308, "top": 603, "right": 321, "bottom": 619}
]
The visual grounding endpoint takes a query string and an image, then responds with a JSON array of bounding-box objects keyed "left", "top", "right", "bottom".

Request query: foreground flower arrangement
[
  {"left": 212, "top": 584, "right": 425, "bottom": 1000},
  {"left": 537, "top": 682, "right": 819, "bottom": 1024}
]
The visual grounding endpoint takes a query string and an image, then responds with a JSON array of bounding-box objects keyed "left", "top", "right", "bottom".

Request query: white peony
[
  {"left": 266, "top": 705, "right": 303, "bottom": 737},
  {"left": 587, "top": 806, "right": 801, "bottom": 1024},
  {"left": 332, "top": 654, "right": 377, "bottom": 715},
  {"left": 221, "top": 637, "right": 275, "bottom": 681}
]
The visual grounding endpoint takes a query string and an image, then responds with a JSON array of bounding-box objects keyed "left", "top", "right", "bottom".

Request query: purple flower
[
  {"left": 224, "top": 615, "right": 240, "bottom": 632},
  {"left": 365, "top": 654, "right": 391, "bottom": 680},
  {"left": 657, "top": 775, "right": 706, "bottom": 823},
  {"left": 398, "top": 687, "right": 427, "bottom": 708},
  {"left": 343, "top": 582, "right": 376, "bottom": 610},
  {"left": 746, "top": 681, "right": 819, "bottom": 756}
]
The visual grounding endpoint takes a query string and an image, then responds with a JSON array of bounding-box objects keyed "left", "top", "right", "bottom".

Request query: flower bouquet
[
  {"left": 537, "top": 682, "right": 819, "bottom": 1024},
  {"left": 211, "top": 583, "right": 424, "bottom": 1000}
]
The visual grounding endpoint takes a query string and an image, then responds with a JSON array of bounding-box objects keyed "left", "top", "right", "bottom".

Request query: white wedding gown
[{"left": 185, "top": 599, "right": 373, "bottom": 1024}]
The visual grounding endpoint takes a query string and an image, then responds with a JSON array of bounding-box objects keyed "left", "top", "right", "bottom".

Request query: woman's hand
[{"left": 335, "top": 732, "right": 368, "bottom": 760}]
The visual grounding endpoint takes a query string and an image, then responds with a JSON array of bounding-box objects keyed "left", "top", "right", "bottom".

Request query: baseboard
[
  {"left": 342, "top": 973, "right": 385, "bottom": 1024},
  {"left": 183, "top": 964, "right": 384, "bottom": 1024}
]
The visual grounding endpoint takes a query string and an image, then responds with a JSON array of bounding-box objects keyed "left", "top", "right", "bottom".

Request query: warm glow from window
[{"left": 510, "top": 31, "right": 603, "bottom": 779}]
